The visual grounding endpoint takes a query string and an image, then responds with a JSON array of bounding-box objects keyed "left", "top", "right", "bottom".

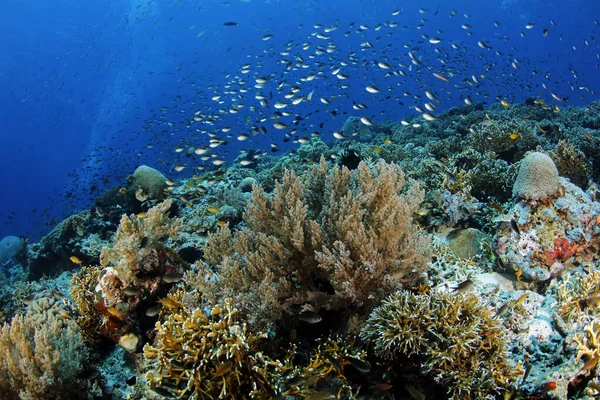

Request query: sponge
[{"left": 512, "top": 152, "right": 559, "bottom": 201}]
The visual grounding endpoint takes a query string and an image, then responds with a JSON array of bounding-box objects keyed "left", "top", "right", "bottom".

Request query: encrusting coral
[
  {"left": 360, "top": 289, "right": 522, "bottom": 400},
  {"left": 191, "top": 158, "right": 431, "bottom": 330}
]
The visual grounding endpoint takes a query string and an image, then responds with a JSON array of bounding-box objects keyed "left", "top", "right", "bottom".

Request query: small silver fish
[
  {"left": 146, "top": 306, "right": 161, "bottom": 317},
  {"left": 510, "top": 219, "right": 520, "bottom": 236},
  {"left": 452, "top": 279, "right": 473, "bottom": 293},
  {"left": 298, "top": 310, "right": 322, "bottom": 324},
  {"left": 162, "top": 273, "right": 183, "bottom": 284}
]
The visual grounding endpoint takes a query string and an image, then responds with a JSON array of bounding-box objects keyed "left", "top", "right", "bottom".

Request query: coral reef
[
  {"left": 360, "top": 289, "right": 522, "bottom": 400},
  {"left": 0, "top": 235, "right": 25, "bottom": 267},
  {"left": 494, "top": 179, "right": 600, "bottom": 282},
  {"left": 5, "top": 99, "right": 600, "bottom": 400},
  {"left": 551, "top": 139, "right": 590, "bottom": 188},
  {"left": 445, "top": 228, "right": 491, "bottom": 260}
]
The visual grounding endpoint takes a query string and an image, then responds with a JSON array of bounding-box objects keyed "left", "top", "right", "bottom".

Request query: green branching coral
[
  {"left": 192, "top": 158, "right": 431, "bottom": 330},
  {"left": 468, "top": 117, "right": 537, "bottom": 160},
  {"left": 551, "top": 139, "right": 589, "bottom": 187},
  {"left": 360, "top": 290, "right": 522, "bottom": 400},
  {"left": 143, "top": 299, "right": 289, "bottom": 399}
]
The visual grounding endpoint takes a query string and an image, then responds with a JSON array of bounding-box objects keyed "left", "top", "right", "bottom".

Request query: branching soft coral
[
  {"left": 0, "top": 311, "right": 89, "bottom": 399},
  {"left": 192, "top": 158, "right": 431, "bottom": 330},
  {"left": 100, "top": 199, "right": 181, "bottom": 288}
]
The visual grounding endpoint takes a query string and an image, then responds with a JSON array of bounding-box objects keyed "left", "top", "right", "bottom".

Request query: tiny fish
[
  {"left": 433, "top": 72, "right": 449, "bottom": 82},
  {"left": 70, "top": 256, "right": 83, "bottom": 265},
  {"left": 162, "top": 273, "right": 184, "bottom": 284},
  {"left": 325, "top": 354, "right": 341, "bottom": 371},
  {"left": 152, "top": 386, "right": 175, "bottom": 398},
  {"left": 298, "top": 310, "right": 322, "bottom": 324},
  {"left": 405, "top": 384, "right": 426, "bottom": 400},
  {"left": 373, "top": 382, "right": 393, "bottom": 391},
  {"left": 223, "top": 21, "right": 238, "bottom": 26},
  {"left": 360, "top": 116, "right": 374, "bottom": 126},
  {"left": 510, "top": 219, "right": 520, "bottom": 236},
  {"left": 513, "top": 293, "right": 529, "bottom": 307},
  {"left": 139, "top": 237, "right": 150, "bottom": 250},
  {"left": 495, "top": 303, "right": 510, "bottom": 318},
  {"left": 207, "top": 206, "right": 220, "bottom": 213},
  {"left": 452, "top": 279, "right": 473, "bottom": 293},
  {"left": 422, "top": 112, "right": 436, "bottom": 121},
  {"left": 213, "top": 361, "right": 233, "bottom": 377},
  {"left": 287, "top": 375, "right": 307, "bottom": 386},
  {"left": 123, "top": 287, "right": 139, "bottom": 296},
  {"left": 146, "top": 306, "right": 161, "bottom": 317},
  {"left": 444, "top": 171, "right": 457, "bottom": 184},
  {"left": 347, "top": 356, "right": 370, "bottom": 373}
]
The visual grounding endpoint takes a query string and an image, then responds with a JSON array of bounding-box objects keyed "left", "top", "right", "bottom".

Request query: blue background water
[{"left": 0, "top": 0, "right": 597, "bottom": 240}]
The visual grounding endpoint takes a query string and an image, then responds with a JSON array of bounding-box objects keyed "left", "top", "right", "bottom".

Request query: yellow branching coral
[
  {"left": 282, "top": 335, "right": 368, "bottom": 398},
  {"left": 100, "top": 199, "right": 181, "bottom": 288},
  {"left": 360, "top": 290, "right": 521, "bottom": 400},
  {"left": 70, "top": 265, "right": 105, "bottom": 344},
  {"left": 554, "top": 269, "right": 600, "bottom": 324},
  {"left": 194, "top": 158, "right": 430, "bottom": 329},
  {"left": 0, "top": 311, "right": 89, "bottom": 399},
  {"left": 143, "top": 299, "right": 289, "bottom": 399},
  {"left": 574, "top": 319, "right": 600, "bottom": 377}
]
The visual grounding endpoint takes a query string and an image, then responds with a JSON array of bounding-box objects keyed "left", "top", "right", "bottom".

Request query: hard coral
[
  {"left": 193, "top": 158, "right": 431, "bottom": 330},
  {"left": 512, "top": 152, "right": 560, "bottom": 201},
  {"left": 360, "top": 290, "right": 521, "bottom": 400},
  {"left": 133, "top": 165, "right": 167, "bottom": 200},
  {"left": 143, "top": 299, "right": 288, "bottom": 399}
]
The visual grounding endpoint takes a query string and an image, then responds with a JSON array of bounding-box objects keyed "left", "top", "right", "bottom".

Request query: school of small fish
[{"left": 25, "top": 3, "right": 599, "bottom": 227}]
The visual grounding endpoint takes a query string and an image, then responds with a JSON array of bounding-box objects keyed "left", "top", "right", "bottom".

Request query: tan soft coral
[
  {"left": 192, "top": 158, "right": 431, "bottom": 330},
  {"left": 100, "top": 199, "right": 182, "bottom": 288},
  {"left": 91, "top": 200, "right": 188, "bottom": 343},
  {"left": 0, "top": 311, "right": 89, "bottom": 399}
]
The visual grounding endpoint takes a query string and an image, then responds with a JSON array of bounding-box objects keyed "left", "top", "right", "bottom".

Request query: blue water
[{"left": 0, "top": 0, "right": 598, "bottom": 240}]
